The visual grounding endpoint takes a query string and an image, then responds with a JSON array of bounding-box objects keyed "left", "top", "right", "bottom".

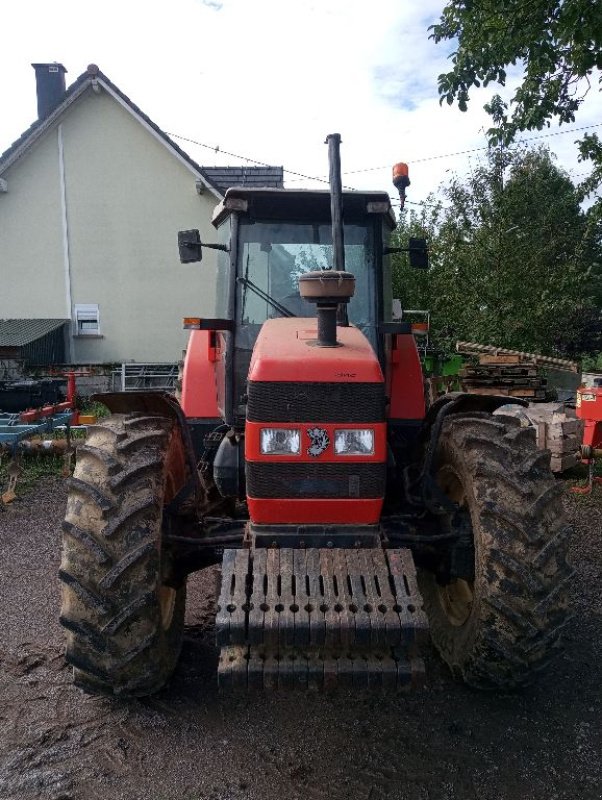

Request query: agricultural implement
[
  {"left": 59, "top": 135, "right": 571, "bottom": 695},
  {"left": 572, "top": 378, "right": 602, "bottom": 494},
  {"left": 0, "top": 373, "right": 78, "bottom": 503}
]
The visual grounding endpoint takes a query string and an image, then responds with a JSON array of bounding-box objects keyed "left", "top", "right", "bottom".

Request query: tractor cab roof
[{"left": 212, "top": 187, "right": 397, "bottom": 229}]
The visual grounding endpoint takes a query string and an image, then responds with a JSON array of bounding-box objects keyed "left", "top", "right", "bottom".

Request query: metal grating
[
  {"left": 246, "top": 462, "right": 386, "bottom": 499},
  {"left": 247, "top": 381, "right": 385, "bottom": 423}
]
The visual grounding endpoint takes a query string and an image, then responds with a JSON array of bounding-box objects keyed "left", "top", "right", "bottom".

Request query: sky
[{"left": 2, "top": 0, "right": 601, "bottom": 212}]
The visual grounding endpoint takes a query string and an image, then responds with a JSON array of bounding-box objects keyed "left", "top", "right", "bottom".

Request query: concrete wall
[{"left": 0, "top": 85, "right": 221, "bottom": 364}]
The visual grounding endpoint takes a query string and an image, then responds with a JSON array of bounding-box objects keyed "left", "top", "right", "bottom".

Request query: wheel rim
[
  {"left": 436, "top": 465, "right": 475, "bottom": 627},
  {"left": 159, "top": 585, "right": 176, "bottom": 630},
  {"left": 439, "top": 578, "right": 473, "bottom": 627}
]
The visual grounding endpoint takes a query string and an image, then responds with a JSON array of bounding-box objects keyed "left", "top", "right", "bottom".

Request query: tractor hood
[{"left": 248, "top": 318, "right": 384, "bottom": 384}]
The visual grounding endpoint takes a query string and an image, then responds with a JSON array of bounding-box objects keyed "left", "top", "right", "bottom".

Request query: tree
[
  {"left": 392, "top": 147, "right": 602, "bottom": 357},
  {"left": 431, "top": 0, "right": 602, "bottom": 146},
  {"left": 391, "top": 201, "right": 440, "bottom": 311}
]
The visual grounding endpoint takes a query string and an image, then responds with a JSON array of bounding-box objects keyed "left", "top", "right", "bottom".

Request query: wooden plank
[
  {"left": 462, "top": 386, "right": 538, "bottom": 397},
  {"left": 478, "top": 354, "right": 523, "bottom": 365}
]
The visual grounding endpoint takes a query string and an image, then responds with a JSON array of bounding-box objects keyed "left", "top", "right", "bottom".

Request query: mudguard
[
  {"left": 92, "top": 391, "right": 201, "bottom": 512},
  {"left": 413, "top": 392, "right": 528, "bottom": 514},
  {"left": 424, "top": 391, "right": 527, "bottom": 427}
]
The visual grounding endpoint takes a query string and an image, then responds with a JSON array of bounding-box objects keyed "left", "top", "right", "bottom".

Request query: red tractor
[{"left": 60, "top": 135, "right": 571, "bottom": 695}]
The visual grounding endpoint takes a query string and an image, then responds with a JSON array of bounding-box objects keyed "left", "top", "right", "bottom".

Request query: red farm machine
[
  {"left": 59, "top": 135, "right": 571, "bottom": 695},
  {"left": 573, "top": 377, "right": 602, "bottom": 494}
]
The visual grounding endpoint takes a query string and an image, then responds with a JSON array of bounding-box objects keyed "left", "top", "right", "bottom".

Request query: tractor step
[{"left": 216, "top": 547, "right": 429, "bottom": 690}]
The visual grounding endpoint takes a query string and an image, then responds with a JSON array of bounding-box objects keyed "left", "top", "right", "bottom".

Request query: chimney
[{"left": 31, "top": 63, "right": 67, "bottom": 120}]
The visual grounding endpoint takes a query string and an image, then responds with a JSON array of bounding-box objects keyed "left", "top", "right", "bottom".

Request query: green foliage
[
  {"left": 391, "top": 200, "right": 440, "bottom": 310},
  {"left": 582, "top": 352, "right": 602, "bottom": 372},
  {"left": 577, "top": 133, "right": 602, "bottom": 219},
  {"left": 0, "top": 454, "right": 64, "bottom": 499},
  {"left": 431, "top": 0, "right": 602, "bottom": 146},
  {"left": 76, "top": 397, "right": 110, "bottom": 418},
  {"left": 431, "top": 0, "right": 602, "bottom": 209},
  {"left": 392, "top": 147, "right": 602, "bottom": 358}
]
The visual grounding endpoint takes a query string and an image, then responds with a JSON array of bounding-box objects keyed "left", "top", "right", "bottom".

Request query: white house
[{"left": 0, "top": 63, "right": 282, "bottom": 366}]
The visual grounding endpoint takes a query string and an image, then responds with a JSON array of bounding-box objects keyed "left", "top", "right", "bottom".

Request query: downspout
[{"left": 57, "top": 123, "right": 74, "bottom": 362}]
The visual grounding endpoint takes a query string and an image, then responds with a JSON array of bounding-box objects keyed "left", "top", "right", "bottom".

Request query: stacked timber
[
  {"left": 527, "top": 403, "right": 583, "bottom": 473},
  {"left": 495, "top": 402, "right": 584, "bottom": 473},
  {"left": 457, "top": 343, "right": 579, "bottom": 402},
  {"left": 456, "top": 342, "right": 579, "bottom": 373},
  {"left": 456, "top": 345, "right": 582, "bottom": 473},
  {"left": 460, "top": 355, "right": 547, "bottom": 400}
]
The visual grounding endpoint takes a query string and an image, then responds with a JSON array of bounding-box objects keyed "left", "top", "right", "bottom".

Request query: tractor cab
[{"left": 181, "top": 188, "right": 397, "bottom": 425}]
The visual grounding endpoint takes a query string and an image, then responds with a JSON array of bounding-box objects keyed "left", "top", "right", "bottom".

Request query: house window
[{"left": 74, "top": 304, "right": 100, "bottom": 336}]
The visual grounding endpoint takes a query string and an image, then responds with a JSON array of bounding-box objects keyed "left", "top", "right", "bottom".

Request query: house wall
[
  {"left": 0, "top": 86, "right": 221, "bottom": 364},
  {"left": 0, "top": 132, "right": 66, "bottom": 318}
]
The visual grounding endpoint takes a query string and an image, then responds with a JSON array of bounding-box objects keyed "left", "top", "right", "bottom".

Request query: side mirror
[
  {"left": 408, "top": 237, "right": 429, "bottom": 269},
  {"left": 178, "top": 229, "right": 202, "bottom": 263}
]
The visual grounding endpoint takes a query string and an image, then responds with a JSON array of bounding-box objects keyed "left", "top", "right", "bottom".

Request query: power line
[
  {"left": 344, "top": 122, "right": 602, "bottom": 176},
  {"left": 168, "top": 122, "right": 601, "bottom": 198},
  {"left": 166, "top": 131, "right": 353, "bottom": 188}
]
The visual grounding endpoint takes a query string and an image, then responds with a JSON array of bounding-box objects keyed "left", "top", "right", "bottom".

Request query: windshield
[{"left": 237, "top": 220, "right": 376, "bottom": 330}]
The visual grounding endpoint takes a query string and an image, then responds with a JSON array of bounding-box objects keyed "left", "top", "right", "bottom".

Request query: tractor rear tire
[
  {"left": 59, "top": 413, "right": 187, "bottom": 697},
  {"left": 419, "top": 412, "right": 572, "bottom": 689}
]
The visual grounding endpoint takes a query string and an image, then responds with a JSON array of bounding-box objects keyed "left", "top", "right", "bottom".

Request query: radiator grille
[
  {"left": 246, "top": 462, "right": 386, "bottom": 499},
  {"left": 247, "top": 381, "right": 385, "bottom": 423}
]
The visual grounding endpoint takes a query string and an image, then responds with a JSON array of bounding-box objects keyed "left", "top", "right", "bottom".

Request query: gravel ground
[{"left": 0, "top": 476, "right": 601, "bottom": 800}]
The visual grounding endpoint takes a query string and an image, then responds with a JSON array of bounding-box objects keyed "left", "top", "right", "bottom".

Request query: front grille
[
  {"left": 246, "top": 462, "right": 386, "bottom": 499},
  {"left": 247, "top": 381, "right": 385, "bottom": 423}
]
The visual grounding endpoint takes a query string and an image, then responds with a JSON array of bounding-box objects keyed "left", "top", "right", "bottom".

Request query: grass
[
  {"left": 76, "top": 398, "right": 110, "bottom": 418},
  {"left": 0, "top": 453, "right": 66, "bottom": 500}
]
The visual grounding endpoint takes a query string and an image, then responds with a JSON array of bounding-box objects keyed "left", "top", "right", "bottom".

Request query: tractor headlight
[
  {"left": 260, "top": 428, "right": 301, "bottom": 455},
  {"left": 334, "top": 429, "right": 375, "bottom": 455}
]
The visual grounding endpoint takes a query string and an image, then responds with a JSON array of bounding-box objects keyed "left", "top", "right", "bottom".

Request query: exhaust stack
[
  {"left": 298, "top": 134, "right": 355, "bottom": 347},
  {"left": 326, "top": 133, "right": 345, "bottom": 272}
]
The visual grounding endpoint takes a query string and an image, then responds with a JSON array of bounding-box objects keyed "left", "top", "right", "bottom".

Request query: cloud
[{"left": 1, "top": 0, "right": 600, "bottom": 210}]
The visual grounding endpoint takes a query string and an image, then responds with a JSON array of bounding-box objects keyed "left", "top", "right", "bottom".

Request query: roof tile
[{"left": 0, "top": 319, "right": 69, "bottom": 347}]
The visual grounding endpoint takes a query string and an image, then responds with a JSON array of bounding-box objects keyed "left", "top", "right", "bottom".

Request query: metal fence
[{"left": 111, "top": 363, "right": 178, "bottom": 392}]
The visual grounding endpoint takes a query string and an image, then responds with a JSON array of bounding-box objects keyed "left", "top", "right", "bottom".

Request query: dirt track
[{"left": 1, "top": 477, "right": 601, "bottom": 800}]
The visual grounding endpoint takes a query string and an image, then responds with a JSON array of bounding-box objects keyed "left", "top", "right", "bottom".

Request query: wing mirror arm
[
  {"left": 383, "top": 237, "right": 429, "bottom": 269},
  {"left": 178, "top": 228, "right": 229, "bottom": 264}
]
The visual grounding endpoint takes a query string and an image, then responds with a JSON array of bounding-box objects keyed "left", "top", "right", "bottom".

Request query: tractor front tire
[
  {"left": 419, "top": 412, "right": 572, "bottom": 689},
  {"left": 60, "top": 413, "right": 187, "bottom": 696}
]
